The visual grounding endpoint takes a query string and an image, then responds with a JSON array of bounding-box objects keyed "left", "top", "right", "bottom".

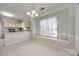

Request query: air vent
[{"left": 40, "top": 7, "right": 45, "bottom": 11}]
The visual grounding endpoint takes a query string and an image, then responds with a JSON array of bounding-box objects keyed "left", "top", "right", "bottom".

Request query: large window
[{"left": 40, "top": 16, "right": 57, "bottom": 38}]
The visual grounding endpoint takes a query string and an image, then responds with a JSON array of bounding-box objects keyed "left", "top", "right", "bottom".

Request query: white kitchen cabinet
[{"left": 5, "top": 31, "right": 31, "bottom": 46}]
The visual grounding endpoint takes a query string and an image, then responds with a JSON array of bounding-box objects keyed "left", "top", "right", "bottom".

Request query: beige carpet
[{"left": 0, "top": 40, "right": 73, "bottom": 56}]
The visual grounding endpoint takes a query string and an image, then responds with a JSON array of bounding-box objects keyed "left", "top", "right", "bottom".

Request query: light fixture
[
  {"left": 27, "top": 12, "right": 31, "bottom": 15},
  {"left": 26, "top": 4, "right": 39, "bottom": 18},
  {"left": 31, "top": 14, "right": 34, "bottom": 17},
  {"left": 35, "top": 13, "right": 38, "bottom": 16},
  {"left": 32, "top": 10, "right": 36, "bottom": 14},
  {"left": 0, "top": 11, "right": 14, "bottom": 17}
]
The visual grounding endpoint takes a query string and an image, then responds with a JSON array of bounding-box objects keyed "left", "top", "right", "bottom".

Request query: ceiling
[{"left": 0, "top": 3, "right": 60, "bottom": 20}]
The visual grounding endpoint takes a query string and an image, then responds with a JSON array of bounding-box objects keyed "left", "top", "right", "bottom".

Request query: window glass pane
[{"left": 40, "top": 16, "right": 57, "bottom": 38}]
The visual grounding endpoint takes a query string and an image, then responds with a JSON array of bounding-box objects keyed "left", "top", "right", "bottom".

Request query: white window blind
[{"left": 40, "top": 16, "right": 57, "bottom": 38}]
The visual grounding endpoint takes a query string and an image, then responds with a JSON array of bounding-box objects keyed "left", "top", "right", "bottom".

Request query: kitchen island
[{"left": 4, "top": 31, "right": 31, "bottom": 46}]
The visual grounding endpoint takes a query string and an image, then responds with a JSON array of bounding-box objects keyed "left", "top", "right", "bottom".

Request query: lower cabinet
[
  {"left": 5, "top": 31, "right": 31, "bottom": 46},
  {"left": 0, "top": 39, "right": 3, "bottom": 47}
]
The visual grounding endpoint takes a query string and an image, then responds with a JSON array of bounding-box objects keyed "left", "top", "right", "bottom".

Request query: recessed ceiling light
[{"left": 0, "top": 11, "right": 14, "bottom": 17}]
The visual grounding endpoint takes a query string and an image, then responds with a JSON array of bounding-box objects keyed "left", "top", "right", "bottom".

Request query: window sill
[{"left": 35, "top": 34, "right": 70, "bottom": 43}]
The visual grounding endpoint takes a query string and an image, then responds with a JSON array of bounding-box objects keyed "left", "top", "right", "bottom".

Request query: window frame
[{"left": 38, "top": 16, "right": 58, "bottom": 38}]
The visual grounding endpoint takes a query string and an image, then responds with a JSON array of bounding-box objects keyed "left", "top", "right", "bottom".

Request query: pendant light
[{"left": 27, "top": 3, "right": 39, "bottom": 18}]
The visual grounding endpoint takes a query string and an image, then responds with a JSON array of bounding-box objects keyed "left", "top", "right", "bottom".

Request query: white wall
[
  {"left": 31, "top": 4, "right": 75, "bottom": 52},
  {"left": 57, "top": 9, "right": 69, "bottom": 41},
  {"left": 75, "top": 4, "right": 79, "bottom": 55},
  {"left": 35, "top": 8, "right": 69, "bottom": 41},
  {"left": 0, "top": 15, "right": 4, "bottom": 47}
]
